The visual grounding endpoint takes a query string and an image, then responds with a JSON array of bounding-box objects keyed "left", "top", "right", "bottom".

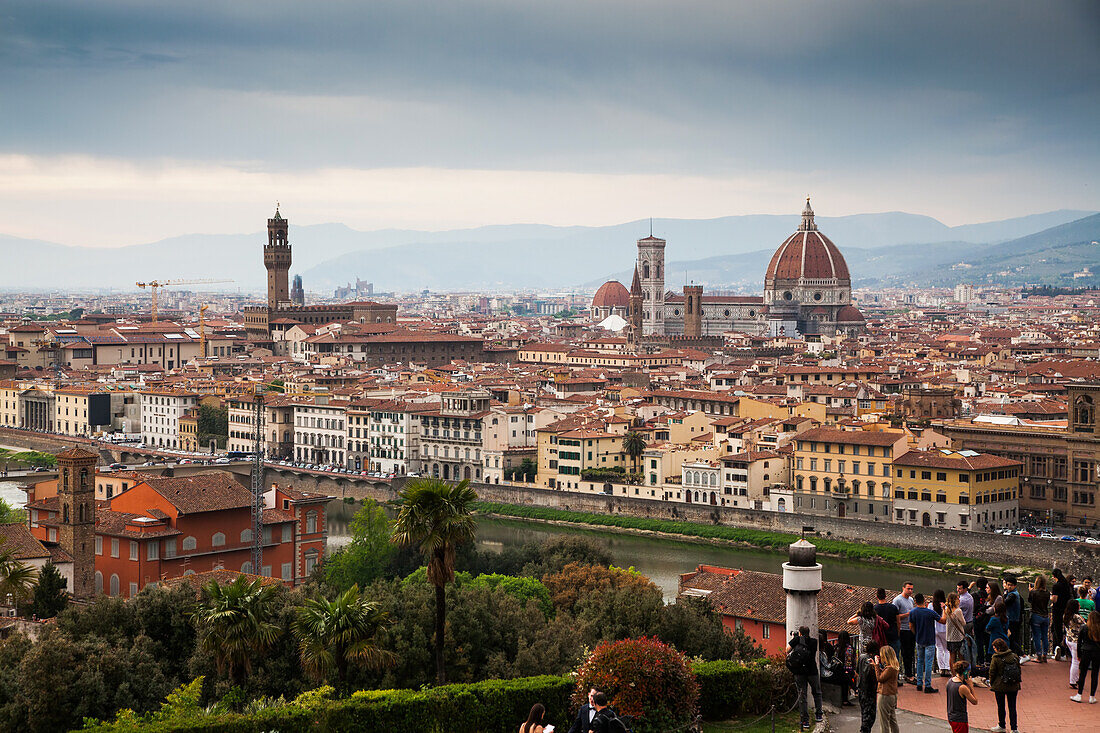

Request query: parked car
[
  {"left": 213, "top": 457, "right": 230, "bottom": 464},
  {"left": 1060, "top": 535, "right": 1079, "bottom": 542},
  {"left": 1018, "top": 532, "right": 1036, "bottom": 538},
  {"left": 1086, "top": 537, "right": 1100, "bottom": 545}
]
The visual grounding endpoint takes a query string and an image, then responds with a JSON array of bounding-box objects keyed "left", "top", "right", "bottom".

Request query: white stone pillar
[{"left": 783, "top": 539, "right": 823, "bottom": 667}]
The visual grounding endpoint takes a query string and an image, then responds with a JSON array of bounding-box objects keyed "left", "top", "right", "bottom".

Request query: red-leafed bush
[{"left": 572, "top": 637, "right": 699, "bottom": 732}]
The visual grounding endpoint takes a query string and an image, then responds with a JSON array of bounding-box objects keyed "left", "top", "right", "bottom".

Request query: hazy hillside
[{"left": 0, "top": 209, "right": 1093, "bottom": 292}]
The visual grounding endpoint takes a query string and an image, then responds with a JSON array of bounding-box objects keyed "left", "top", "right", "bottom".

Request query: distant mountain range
[{"left": 1, "top": 209, "right": 1095, "bottom": 293}]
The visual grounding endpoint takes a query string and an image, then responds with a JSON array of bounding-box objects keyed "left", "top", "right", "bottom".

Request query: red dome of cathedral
[
  {"left": 836, "top": 305, "right": 865, "bottom": 322},
  {"left": 764, "top": 199, "right": 851, "bottom": 283},
  {"left": 592, "top": 280, "right": 630, "bottom": 309}
]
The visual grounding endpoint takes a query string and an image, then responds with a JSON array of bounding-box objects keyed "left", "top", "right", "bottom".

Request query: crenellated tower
[{"left": 264, "top": 206, "right": 292, "bottom": 310}]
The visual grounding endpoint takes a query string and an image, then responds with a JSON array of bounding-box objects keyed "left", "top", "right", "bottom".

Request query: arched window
[
  {"left": 182, "top": 536, "right": 197, "bottom": 551},
  {"left": 95, "top": 571, "right": 103, "bottom": 595},
  {"left": 642, "top": 262, "right": 650, "bottom": 279},
  {"left": 777, "top": 498, "right": 787, "bottom": 513},
  {"left": 240, "top": 529, "right": 253, "bottom": 544},
  {"left": 241, "top": 561, "right": 253, "bottom": 574},
  {"left": 211, "top": 532, "right": 226, "bottom": 547},
  {"left": 109, "top": 574, "right": 120, "bottom": 597},
  {"left": 63, "top": 504, "right": 69, "bottom": 523},
  {"left": 1075, "top": 396, "right": 1094, "bottom": 426},
  {"left": 710, "top": 473, "right": 717, "bottom": 487}
]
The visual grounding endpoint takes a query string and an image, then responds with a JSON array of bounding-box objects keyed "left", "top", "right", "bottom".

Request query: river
[{"left": 325, "top": 499, "right": 960, "bottom": 600}]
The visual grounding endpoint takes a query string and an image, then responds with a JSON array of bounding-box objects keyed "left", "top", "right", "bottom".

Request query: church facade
[{"left": 591, "top": 200, "right": 864, "bottom": 340}]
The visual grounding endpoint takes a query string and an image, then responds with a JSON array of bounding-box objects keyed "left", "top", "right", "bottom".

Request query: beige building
[{"left": 790, "top": 426, "right": 908, "bottom": 521}]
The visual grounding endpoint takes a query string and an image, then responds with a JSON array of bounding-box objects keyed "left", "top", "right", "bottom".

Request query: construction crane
[
  {"left": 247, "top": 380, "right": 323, "bottom": 575},
  {"left": 199, "top": 304, "right": 209, "bottom": 357},
  {"left": 135, "top": 278, "right": 233, "bottom": 323}
]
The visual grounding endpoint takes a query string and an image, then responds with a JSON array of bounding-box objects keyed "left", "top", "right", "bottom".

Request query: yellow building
[
  {"left": 179, "top": 408, "right": 200, "bottom": 452},
  {"left": 892, "top": 449, "right": 1020, "bottom": 531},
  {"left": 790, "top": 426, "right": 908, "bottom": 520}
]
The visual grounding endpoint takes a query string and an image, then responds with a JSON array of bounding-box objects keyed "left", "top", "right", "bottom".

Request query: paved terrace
[{"left": 831, "top": 655, "right": 1091, "bottom": 731}]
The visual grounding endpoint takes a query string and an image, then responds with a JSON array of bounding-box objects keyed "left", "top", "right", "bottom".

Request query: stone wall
[{"left": 393, "top": 477, "right": 1100, "bottom": 577}]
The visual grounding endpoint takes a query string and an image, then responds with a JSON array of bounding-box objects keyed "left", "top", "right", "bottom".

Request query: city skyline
[{"left": 2, "top": 1, "right": 1097, "bottom": 247}]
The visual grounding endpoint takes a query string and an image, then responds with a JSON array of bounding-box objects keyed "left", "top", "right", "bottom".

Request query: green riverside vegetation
[{"left": 473, "top": 501, "right": 994, "bottom": 571}]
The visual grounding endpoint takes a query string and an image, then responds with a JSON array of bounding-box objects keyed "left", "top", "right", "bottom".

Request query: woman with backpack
[
  {"left": 848, "top": 601, "right": 880, "bottom": 650},
  {"left": 1065, "top": 600, "right": 1083, "bottom": 688},
  {"left": 1071, "top": 609, "right": 1100, "bottom": 704},
  {"left": 988, "top": 638, "right": 1020, "bottom": 733}
]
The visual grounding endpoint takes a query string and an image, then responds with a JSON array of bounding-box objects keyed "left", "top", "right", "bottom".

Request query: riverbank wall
[{"left": 389, "top": 478, "right": 1100, "bottom": 578}]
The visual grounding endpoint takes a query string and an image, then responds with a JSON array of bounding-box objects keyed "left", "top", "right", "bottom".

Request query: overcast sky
[{"left": 1, "top": 0, "right": 1097, "bottom": 246}]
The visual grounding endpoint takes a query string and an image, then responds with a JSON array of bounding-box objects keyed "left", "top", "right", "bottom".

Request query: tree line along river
[{"left": 325, "top": 498, "right": 958, "bottom": 600}]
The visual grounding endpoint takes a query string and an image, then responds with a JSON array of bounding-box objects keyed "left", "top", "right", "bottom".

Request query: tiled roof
[
  {"left": 139, "top": 474, "right": 252, "bottom": 514},
  {"left": 681, "top": 567, "right": 881, "bottom": 634},
  {"left": 795, "top": 426, "right": 906, "bottom": 447},
  {"left": 0, "top": 522, "right": 51, "bottom": 560}
]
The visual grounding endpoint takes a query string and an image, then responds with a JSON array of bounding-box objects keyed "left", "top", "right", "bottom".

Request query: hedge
[
  {"left": 474, "top": 501, "right": 989, "bottom": 570},
  {"left": 86, "top": 661, "right": 790, "bottom": 731},
  {"left": 693, "top": 660, "right": 795, "bottom": 720}
]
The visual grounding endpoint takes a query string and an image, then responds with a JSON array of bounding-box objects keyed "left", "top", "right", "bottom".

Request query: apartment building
[
  {"left": 789, "top": 426, "right": 907, "bottom": 521},
  {"left": 418, "top": 389, "right": 491, "bottom": 482},
  {"left": 226, "top": 395, "right": 296, "bottom": 459},
  {"left": 345, "top": 399, "right": 425, "bottom": 475},
  {"left": 293, "top": 398, "right": 347, "bottom": 466},
  {"left": 892, "top": 449, "right": 1021, "bottom": 531},
  {"left": 140, "top": 389, "right": 199, "bottom": 449}
]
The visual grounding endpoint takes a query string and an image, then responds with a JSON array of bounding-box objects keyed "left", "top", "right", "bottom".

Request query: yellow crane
[{"left": 135, "top": 278, "right": 233, "bottom": 322}]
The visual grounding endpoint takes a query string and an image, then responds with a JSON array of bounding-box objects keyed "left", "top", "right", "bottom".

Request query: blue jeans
[
  {"left": 915, "top": 643, "right": 936, "bottom": 687},
  {"left": 1031, "top": 613, "right": 1050, "bottom": 657}
]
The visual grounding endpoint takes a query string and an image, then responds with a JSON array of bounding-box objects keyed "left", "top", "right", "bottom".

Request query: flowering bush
[{"left": 572, "top": 637, "right": 699, "bottom": 732}]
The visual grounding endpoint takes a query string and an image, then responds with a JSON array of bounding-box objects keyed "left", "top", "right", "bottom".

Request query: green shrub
[
  {"left": 84, "top": 675, "right": 573, "bottom": 732},
  {"left": 692, "top": 659, "right": 794, "bottom": 720}
]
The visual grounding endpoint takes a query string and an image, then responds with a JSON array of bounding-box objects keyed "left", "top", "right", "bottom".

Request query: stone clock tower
[
  {"left": 265, "top": 206, "right": 292, "bottom": 310},
  {"left": 56, "top": 446, "right": 98, "bottom": 600}
]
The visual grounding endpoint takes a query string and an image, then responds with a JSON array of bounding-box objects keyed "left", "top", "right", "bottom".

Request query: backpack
[
  {"left": 1001, "top": 656, "right": 1021, "bottom": 685},
  {"left": 871, "top": 616, "right": 890, "bottom": 648},
  {"left": 596, "top": 709, "right": 630, "bottom": 733},
  {"left": 786, "top": 639, "right": 815, "bottom": 675}
]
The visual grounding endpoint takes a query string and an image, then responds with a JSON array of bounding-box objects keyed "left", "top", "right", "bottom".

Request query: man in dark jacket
[
  {"left": 568, "top": 688, "right": 598, "bottom": 733},
  {"left": 787, "top": 626, "right": 823, "bottom": 731},
  {"left": 856, "top": 641, "right": 880, "bottom": 733}
]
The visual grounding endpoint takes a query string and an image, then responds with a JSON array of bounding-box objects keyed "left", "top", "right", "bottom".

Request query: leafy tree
[
  {"left": 391, "top": 477, "right": 478, "bottom": 684},
  {"left": 190, "top": 577, "right": 281, "bottom": 687},
  {"left": 24, "top": 561, "right": 66, "bottom": 619},
  {"left": 0, "top": 498, "right": 26, "bottom": 524},
  {"left": 292, "top": 585, "right": 395, "bottom": 694},
  {"left": 196, "top": 404, "right": 228, "bottom": 449},
  {"left": 654, "top": 596, "right": 762, "bottom": 661},
  {"left": 0, "top": 539, "right": 37, "bottom": 606},
  {"left": 623, "top": 431, "right": 647, "bottom": 473},
  {"left": 542, "top": 562, "right": 657, "bottom": 616},
  {"left": 321, "top": 500, "right": 395, "bottom": 591}
]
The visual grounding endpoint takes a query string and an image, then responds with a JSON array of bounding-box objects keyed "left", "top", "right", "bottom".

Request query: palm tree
[
  {"left": 391, "top": 478, "right": 477, "bottom": 684},
  {"left": 623, "top": 431, "right": 647, "bottom": 476},
  {"left": 293, "top": 584, "right": 395, "bottom": 693},
  {"left": 0, "top": 540, "right": 37, "bottom": 608},
  {"left": 190, "top": 576, "right": 281, "bottom": 686}
]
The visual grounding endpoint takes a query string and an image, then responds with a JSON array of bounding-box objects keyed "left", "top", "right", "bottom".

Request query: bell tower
[
  {"left": 265, "top": 205, "right": 292, "bottom": 310},
  {"left": 56, "top": 446, "right": 98, "bottom": 600},
  {"left": 683, "top": 284, "right": 703, "bottom": 339},
  {"left": 636, "top": 231, "right": 666, "bottom": 336}
]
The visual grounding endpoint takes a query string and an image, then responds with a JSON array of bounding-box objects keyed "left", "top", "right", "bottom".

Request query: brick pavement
[{"left": 893, "top": 657, "right": 1094, "bottom": 732}]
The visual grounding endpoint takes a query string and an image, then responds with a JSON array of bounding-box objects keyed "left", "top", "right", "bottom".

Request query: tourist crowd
[{"left": 784, "top": 572, "right": 1100, "bottom": 732}]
